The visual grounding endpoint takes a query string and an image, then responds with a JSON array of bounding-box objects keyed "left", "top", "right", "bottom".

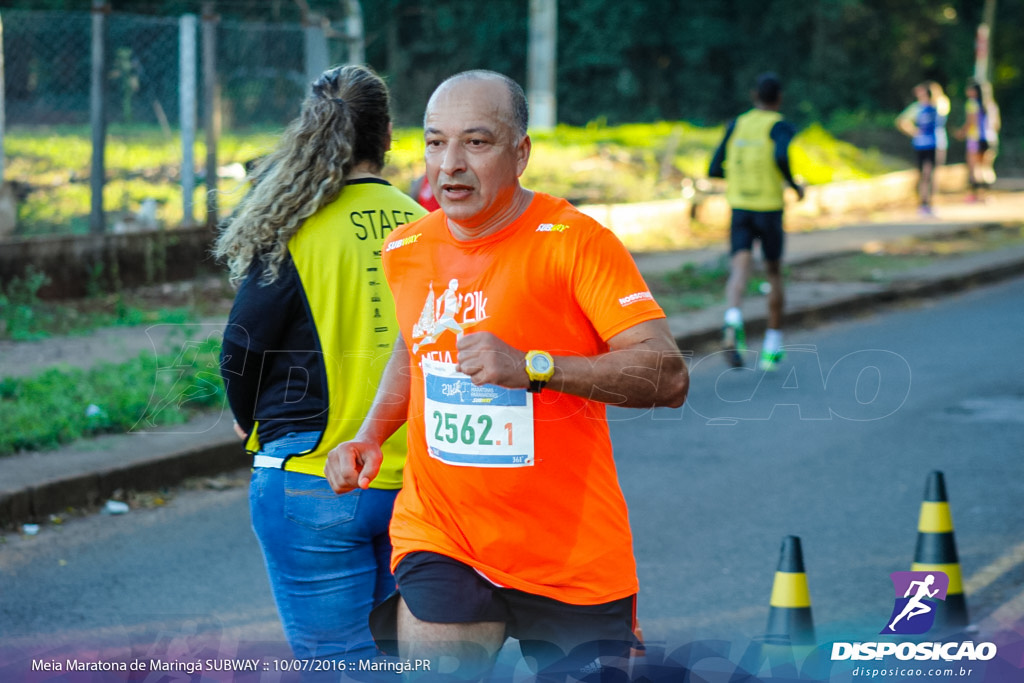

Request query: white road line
[
  {"left": 964, "top": 540, "right": 1024, "bottom": 596},
  {"left": 978, "top": 586, "right": 1024, "bottom": 632}
]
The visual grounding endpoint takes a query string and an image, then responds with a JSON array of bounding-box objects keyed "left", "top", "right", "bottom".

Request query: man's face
[{"left": 423, "top": 78, "right": 530, "bottom": 231}]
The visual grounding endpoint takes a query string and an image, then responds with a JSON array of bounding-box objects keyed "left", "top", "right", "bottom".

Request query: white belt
[
  {"left": 250, "top": 431, "right": 322, "bottom": 469},
  {"left": 253, "top": 454, "right": 288, "bottom": 469}
]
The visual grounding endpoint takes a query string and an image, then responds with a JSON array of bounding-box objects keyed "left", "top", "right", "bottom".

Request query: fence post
[
  {"left": 0, "top": 12, "right": 5, "bottom": 182},
  {"left": 0, "top": 12, "right": 14, "bottom": 240},
  {"left": 180, "top": 13, "right": 197, "bottom": 227},
  {"left": 302, "top": 12, "right": 329, "bottom": 90},
  {"left": 527, "top": 0, "right": 557, "bottom": 130},
  {"left": 90, "top": 0, "right": 109, "bottom": 234},
  {"left": 202, "top": 2, "right": 219, "bottom": 229}
]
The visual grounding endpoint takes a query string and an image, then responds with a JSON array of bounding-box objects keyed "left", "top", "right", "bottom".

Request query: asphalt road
[
  {"left": 619, "top": 276, "right": 1024, "bottom": 646},
  {"left": 2, "top": 277, "right": 1023, "bottom": 679}
]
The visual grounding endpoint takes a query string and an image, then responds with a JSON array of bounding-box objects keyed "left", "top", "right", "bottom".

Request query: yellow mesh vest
[{"left": 725, "top": 108, "right": 785, "bottom": 212}]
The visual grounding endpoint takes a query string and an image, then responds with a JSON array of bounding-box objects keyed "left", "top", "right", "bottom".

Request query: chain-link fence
[
  {"left": 218, "top": 19, "right": 306, "bottom": 129},
  {"left": 3, "top": 10, "right": 321, "bottom": 129},
  {"left": 4, "top": 10, "right": 95, "bottom": 127},
  {"left": 0, "top": 8, "right": 354, "bottom": 236}
]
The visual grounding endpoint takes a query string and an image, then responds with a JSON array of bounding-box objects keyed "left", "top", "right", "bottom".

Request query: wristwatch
[{"left": 524, "top": 350, "right": 555, "bottom": 393}]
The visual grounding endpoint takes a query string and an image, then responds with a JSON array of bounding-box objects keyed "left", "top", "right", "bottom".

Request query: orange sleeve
[{"left": 570, "top": 225, "right": 666, "bottom": 341}]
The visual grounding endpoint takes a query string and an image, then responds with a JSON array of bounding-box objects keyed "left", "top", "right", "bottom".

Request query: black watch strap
[{"left": 528, "top": 379, "right": 546, "bottom": 393}]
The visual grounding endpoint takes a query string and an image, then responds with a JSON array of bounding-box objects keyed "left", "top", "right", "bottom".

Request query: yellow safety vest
[{"left": 725, "top": 108, "right": 785, "bottom": 211}]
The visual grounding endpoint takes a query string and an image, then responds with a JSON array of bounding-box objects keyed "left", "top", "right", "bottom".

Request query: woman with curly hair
[{"left": 216, "top": 64, "right": 426, "bottom": 661}]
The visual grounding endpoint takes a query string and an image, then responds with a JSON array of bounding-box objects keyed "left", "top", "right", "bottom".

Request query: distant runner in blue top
[{"left": 896, "top": 82, "right": 938, "bottom": 216}]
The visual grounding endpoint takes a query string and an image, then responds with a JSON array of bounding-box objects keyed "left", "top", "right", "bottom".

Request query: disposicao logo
[
  {"left": 830, "top": 570, "right": 998, "bottom": 663},
  {"left": 882, "top": 571, "right": 948, "bottom": 635}
]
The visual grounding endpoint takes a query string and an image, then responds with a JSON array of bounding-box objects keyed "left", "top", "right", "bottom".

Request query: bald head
[
  {"left": 426, "top": 70, "right": 529, "bottom": 138},
  {"left": 421, "top": 70, "right": 534, "bottom": 238}
]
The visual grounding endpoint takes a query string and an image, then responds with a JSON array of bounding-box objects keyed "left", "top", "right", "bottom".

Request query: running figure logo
[
  {"left": 882, "top": 571, "right": 949, "bottom": 635},
  {"left": 412, "top": 279, "right": 488, "bottom": 353}
]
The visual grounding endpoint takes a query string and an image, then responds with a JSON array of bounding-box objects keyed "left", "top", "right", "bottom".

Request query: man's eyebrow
[
  {"left": 424, "top": 126, "right": 497, "bottom": 137},
  {"left": 462, "top": 126, "right": 497, "bottom": 137}
]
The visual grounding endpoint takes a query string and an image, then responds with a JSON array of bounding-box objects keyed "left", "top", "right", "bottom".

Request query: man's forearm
[
  {"left": 550, "top": 343, "right": 688, "bottom": 409},
  {"left": 356, "top": 335, "right": 412, "bottom": 445},
  {"left": 538, "top": 320, "right": 689, "bottom": 409}
]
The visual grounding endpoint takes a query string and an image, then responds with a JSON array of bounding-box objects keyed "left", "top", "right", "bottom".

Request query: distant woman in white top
[{"left": 928, "top": 81, "right": 950, "bottom": 167}]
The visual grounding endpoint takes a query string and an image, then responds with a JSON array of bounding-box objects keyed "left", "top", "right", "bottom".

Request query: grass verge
[
  {"left": 6, "top": 121, "right": 908, "bottom": 236},
  {"left": 648, "top": 259, "right": 773, "bottom": 313},
  {"left": 0, "top": 336, "right": 224, "bottom": 457}
]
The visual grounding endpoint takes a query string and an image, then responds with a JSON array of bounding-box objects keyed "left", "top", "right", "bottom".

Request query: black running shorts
[
  {"left": 730, "top": 208, "right": 784, "bottom": 261},
  {"left": 369, "top": 551, "right": 637, "bottom": 676}
]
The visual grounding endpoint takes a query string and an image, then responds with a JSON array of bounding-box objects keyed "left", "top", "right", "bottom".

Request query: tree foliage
[
  {"left": 359, "top": 0, "right": 1021, "bottom": 155},
  {"left": 1, "top": 0, "right": 1020, "bottom": 143}
]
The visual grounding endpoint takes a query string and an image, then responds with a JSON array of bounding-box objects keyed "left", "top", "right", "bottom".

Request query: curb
[{"left": 0, "top": 438, "right": 244, "bottom": 529}]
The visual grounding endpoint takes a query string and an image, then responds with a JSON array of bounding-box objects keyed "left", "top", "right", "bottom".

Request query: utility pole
[
  {"left": 527, "top": 0, "right": 557, "bottom": 130},
  {"left": 342, "top": 0, "right": 365, "bottom": 65},
  {"left": 974, "top": 0, "right": 997, "bottom": 83},
  {"left": 983, "top": 0, "right": 997, "bottom": 40}
]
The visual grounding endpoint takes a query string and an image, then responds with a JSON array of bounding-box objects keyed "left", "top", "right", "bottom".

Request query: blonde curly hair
[{"left": 214, "top": 64, "right": 392, "bottom": 284}]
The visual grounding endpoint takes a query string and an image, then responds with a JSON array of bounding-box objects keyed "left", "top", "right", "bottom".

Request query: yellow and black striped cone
[
  {"left": 765, "top": 535, "right": 815, "bottom": 645},
  {"left": 911, "top": 470, "right": 968, "bottom": 631}
]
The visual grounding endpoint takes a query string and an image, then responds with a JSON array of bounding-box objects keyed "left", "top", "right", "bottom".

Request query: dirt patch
[{"left": 0, "top": 275, "right": 235, "bottom": 379}]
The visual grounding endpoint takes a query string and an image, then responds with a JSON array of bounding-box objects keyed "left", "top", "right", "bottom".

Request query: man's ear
[{"left": 516, "top": 134, "right": 532, "bottom": 177}]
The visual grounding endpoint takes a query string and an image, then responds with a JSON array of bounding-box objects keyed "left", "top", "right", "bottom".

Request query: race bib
[{"left": 422, "top": 359, "right": 535, "bottom": 467}]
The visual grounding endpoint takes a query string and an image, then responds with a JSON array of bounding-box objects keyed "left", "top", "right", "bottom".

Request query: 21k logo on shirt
[{"left": 412, "top": 279, "right": 489, "bottom": 356}]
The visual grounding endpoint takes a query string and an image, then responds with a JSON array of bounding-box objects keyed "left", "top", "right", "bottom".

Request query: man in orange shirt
[{"left": 325, "top": 70, "right": 689, "bottom": 680}]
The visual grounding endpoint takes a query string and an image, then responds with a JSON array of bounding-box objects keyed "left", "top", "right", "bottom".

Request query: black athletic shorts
[
  {"left": 369, "top": 551, "right": 637, "bottom": 676},
  {"left": 730, "top": 208, "right": 784, "bottom": 261},
  {"left": 916, "top": 147, "right": 937, "bottom": 171}
]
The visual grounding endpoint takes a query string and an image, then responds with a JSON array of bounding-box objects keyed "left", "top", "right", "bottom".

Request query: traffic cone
[
  {"left": 732, "top": 537, "right": 814, "bottom": 681},
  {"left": 911, "top": 470, "right": 968, "bottom": 631},
  {"left": 764, "top": 535, "right": 815, "bottom": 645}
]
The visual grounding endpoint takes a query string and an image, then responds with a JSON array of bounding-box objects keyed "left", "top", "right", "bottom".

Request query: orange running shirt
[{"left": 381, "top": 192, "right": 665, "bottom": 605}]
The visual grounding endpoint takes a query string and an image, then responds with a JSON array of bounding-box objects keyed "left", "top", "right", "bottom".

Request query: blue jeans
[{"left": 250, "top": 466, "right": 398, "bottom": 660}]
